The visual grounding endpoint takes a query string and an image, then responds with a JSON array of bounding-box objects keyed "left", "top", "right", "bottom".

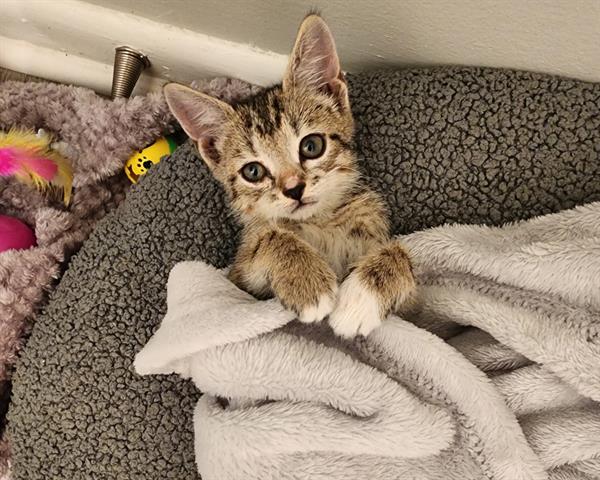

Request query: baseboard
[{"left": 0, "top": 0, "right": 288, "bottom": 95}]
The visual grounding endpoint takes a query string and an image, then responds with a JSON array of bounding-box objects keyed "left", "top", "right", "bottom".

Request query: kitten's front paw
[
  {"left": 274, "top": 260, "right": 338, "bottom": 324},
  {"left": 329, "top": 272, "right": 383, "bottom": 338},
  {"left": 298, "top": 287, "right": 337, "bottom": 323}
]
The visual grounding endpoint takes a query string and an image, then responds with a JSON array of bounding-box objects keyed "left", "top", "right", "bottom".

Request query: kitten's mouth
[{"left": 291, "top": 200, "right": 317, "bottom": 213}]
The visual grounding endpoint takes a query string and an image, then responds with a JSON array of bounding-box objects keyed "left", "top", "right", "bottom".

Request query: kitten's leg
[
  {"left": 329, "top": 241, "right": 415, "bottom": 338},
  {"left": 229, "top": 228, "right": 338, "bottom": 323}
]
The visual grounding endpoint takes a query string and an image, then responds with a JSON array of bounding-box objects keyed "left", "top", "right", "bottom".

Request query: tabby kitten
[{"left": 164, "top": 14, "right": 415, "bottom": 338}]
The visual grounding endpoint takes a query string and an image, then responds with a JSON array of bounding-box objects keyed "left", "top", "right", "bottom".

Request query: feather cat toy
[{"left": 0, "top": 129, "right": 73, "bottom": 205}]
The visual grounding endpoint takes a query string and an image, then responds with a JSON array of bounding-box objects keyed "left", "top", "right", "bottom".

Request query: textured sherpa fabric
[
  {"left": 0, "top": 80, "right": 173, "bottom": 476},
  {"left": 0, "top": 77, "right": 258, "bottom": 476},
  {"left": 7, "top": 67, "right": 600, "bottom": 479},
  {"left": 349, "top": 68, "right": 600, "bottom": 233},
  {"left": 134, "top": 200, "right": 600, "bottom": 479}
]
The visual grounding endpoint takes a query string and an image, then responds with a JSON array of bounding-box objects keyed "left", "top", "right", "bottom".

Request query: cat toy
[
  {"left": 109, "top": 46, "right": 185, "bottom": 184},
  {"left": 124, "top": 131, "right": 186, "bottom": 184},
  {"left": 0, "top": 214, "right": 36, "bottom": 253},
  {"left": 0, "top": 129, "right": 73, "bottom": 205}
]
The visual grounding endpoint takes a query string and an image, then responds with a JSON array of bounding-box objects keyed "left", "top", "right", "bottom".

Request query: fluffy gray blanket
[{"left": 136, "top": 203, "right": 600, "bottom": 480}]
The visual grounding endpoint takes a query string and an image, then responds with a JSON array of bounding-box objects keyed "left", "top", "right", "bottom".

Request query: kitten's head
[{"left": 164, "top": 15, "right": 359, "bottom": 222}]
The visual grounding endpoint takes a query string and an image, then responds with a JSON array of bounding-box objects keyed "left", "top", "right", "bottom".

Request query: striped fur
[{"left": 165, "top": 14, "right": 415, "bottom": 337}]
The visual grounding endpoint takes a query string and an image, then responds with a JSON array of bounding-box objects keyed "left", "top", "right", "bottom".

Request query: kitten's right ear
[{"left": 163, "top": 83, "right": 233, "bottom": 167}]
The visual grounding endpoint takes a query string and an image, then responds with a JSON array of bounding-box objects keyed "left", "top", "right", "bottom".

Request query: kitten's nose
[{"left": 283, "top": 182, "right": 306, "bottom": 201}]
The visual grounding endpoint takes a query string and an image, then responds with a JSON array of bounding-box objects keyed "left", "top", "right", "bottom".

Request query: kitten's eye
[
  {"left": 241, "top": 162, "right": 267, "bottom": 183},
  {"left": 299, "top": 134, "right": 325, "bottom": 160}
]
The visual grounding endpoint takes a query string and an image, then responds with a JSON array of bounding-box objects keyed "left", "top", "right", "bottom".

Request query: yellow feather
[
  {"left": 47, "top": 149, "right": 73, "bottom": 205},
  {"left": 0, "top": 128, "right": 49, "bottom": 150}
]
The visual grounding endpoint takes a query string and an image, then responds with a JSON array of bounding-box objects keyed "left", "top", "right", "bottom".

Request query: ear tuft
[{"left": 283, "top": 15, "right": 348, "bottom": 110}]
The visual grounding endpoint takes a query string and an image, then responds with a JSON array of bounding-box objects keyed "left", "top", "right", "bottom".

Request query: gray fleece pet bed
[{"left": 8, "top": 67, "right": 600, "bottom": 479}]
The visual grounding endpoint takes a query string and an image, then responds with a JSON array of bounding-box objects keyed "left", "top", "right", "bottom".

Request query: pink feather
[
  {"left": 0, "top": 147, "right": 20, "bottom": 176},
  {"left": 0, "top": 147, "right": 58, "bottom": 180}
]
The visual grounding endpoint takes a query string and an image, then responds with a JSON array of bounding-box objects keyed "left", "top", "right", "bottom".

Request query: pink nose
[
  {"left": 283, "top": 182, "right": 305, "bottom": 201},
  {"left": 283, "top": 176, "right": 302, "bottom": 190}
]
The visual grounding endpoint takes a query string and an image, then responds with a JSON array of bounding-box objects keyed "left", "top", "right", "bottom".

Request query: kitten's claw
[
  {"left": 298, "top": 287, "right": 337, "bottom": 323},
  {"left": 329, "top": 272, "right": 383, "bottom": 338}
]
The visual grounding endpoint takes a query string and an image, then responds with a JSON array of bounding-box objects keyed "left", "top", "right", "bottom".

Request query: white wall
[
  {"left": 85, "top": 0, "right": 600, "bottom": 80},
  {"left": 1, "top": 0, "right": 598, "bottom": 95}
]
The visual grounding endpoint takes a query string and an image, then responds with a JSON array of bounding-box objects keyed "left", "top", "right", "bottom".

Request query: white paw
[
  {"left": 329, "top": 273, "right": 383, "bottom": 338},
  {"left": 298, "top": 287, "right": 338, "bottom": 324}
]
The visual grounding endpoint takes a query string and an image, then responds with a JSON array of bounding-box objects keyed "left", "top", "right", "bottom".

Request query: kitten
[{"left": 164, "top": 14, "right": 415, "bottom": 338}]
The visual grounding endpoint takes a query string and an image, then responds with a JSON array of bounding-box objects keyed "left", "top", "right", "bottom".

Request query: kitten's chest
[{"left": 295, "top": 224, "right": 370, "bottom": 279}]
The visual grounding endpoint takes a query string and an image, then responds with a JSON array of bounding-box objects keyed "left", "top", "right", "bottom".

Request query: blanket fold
[
  {"left": 136, "top": 203, "right": 600, "bottom": 480},
  {"left": 136, "top": 264, "right": 456, "bottom": 459}
]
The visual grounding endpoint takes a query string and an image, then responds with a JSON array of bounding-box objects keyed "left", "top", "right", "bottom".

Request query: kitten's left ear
[
  {"left": 163, "top": 83, "right": 234, "bottom": 169},
  {"left": 283, "top": 15, "right": 349, "bottom": 111}
]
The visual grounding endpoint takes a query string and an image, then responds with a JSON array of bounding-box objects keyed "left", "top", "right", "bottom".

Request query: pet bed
[
  {"left": 0, "top": 80, "right": 257, "bottom": 473},
  {"left": 0, "top": 80, "right": 174, "bottom": 475},
  {"left": 7, "top": 67, "right": 600, "bottom": 479}
]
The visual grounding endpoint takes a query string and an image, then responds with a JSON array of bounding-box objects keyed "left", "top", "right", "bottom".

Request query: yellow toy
[{"left": 125, "top": 135, "right": 179, "bottom": 183}]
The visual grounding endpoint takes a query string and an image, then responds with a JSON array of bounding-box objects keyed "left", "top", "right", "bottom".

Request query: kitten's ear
[
  {"left": 163, "top": 83, "right": 233, "bottom": 167},
  {"left": 283, "top": 15, "right": 348, "bottom": 111}
]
